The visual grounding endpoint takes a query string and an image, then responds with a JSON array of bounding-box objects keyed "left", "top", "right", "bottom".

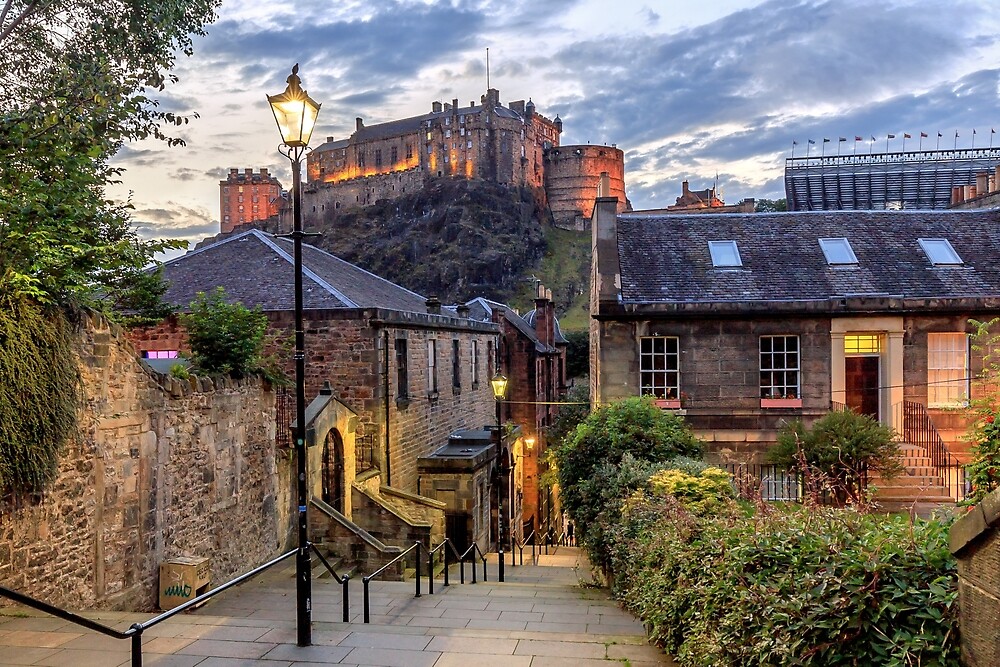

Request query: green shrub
[
  {"left": 769, "top": 410, "right": 901, "bottom": 502},
  {"left": 0, "top": 297, "right": 79, "bottom": 498},
  {"left": 179, "top": 287, "right": 268, "bottom": 378},
  {"left": 648, "top": 466, "right": 735, "bottom": 513},
  {"left": 609, "top": 497, "right": 959, "bottom": 666},
  {"left": 556, "top": 396, "right": 702, "bottom": 551}
]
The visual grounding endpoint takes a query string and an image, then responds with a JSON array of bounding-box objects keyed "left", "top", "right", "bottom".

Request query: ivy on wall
[{"left": 0, "top": 296, "right": 79, "bottom": 500}]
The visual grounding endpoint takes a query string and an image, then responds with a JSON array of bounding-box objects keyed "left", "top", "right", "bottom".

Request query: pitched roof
[
  {"left": 615, "top": 208, "right": 1000, "bottom": 305},
  {"left": 157, "top": 229, "right": 428, "bottom": 313},
  {"left": 465, "top": 297, "right": 556, "bottom": 352}
]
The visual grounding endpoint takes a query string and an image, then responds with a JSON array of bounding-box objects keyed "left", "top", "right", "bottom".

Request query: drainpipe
[{"left": 383, "top": 329, "right": 391, "bottom": 486}]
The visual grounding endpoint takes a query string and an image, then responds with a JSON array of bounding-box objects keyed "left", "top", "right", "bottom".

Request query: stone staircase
[{"left": 871, "top": 441, "right": 957, "bottom": 514}]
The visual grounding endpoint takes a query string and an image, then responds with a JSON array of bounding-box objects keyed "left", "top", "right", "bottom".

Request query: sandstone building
[
  {"left": 131, "top": 229, "right": 530, "bottom": 558},
  {"left": 219, "top": 168, "right": 284, "bottom": 233},
  {"left": 591, "top": 199, "right": 1000, "bottom": 507},
  {"left": 300, "top": 87, "right": 629, "bottom": 230}
]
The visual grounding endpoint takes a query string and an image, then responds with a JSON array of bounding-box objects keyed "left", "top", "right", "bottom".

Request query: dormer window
[
  {"left": 708, "top": 240, "right": 742, "bottom": 267},
  {"left": 918, "top": 238, "right": 963, "bottom": 265},
  {"left": 819, "top": 238, "right": 858, "bottom": 265}
]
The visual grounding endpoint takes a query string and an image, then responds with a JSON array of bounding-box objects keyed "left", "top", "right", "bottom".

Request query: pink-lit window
[{"left": 143, "top": 350, "right": 178, "bottom": 359}]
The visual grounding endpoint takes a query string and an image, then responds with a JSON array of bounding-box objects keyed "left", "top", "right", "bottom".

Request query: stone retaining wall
[
  {"left": 950, "top": 487, "right": 1000, "bottom": 666},
  {"left": 0, "top": 312, "right": 282, "bottom": 611}
]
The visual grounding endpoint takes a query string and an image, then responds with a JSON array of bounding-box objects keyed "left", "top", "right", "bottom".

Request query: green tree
[
  {"left": 0, "top": 0, "right": 219, "bottom": 307},
  {"left": 556, "top": 397, "right": 702, "bottom": 544},
  {"left": 769, "top": 410, "right": 901, "bottom": 502},
  {"left": 180, "top": 288, "right": 269, "bottom": 378},
  {"left": 562, "top": 329, "right": 589, "bottom": 380},
  {"left": 755, "top": 198, "right": 787, "bottom": 213}
]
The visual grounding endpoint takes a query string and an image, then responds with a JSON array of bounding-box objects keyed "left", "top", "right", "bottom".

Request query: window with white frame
[
  {"left": 928, "top": 333, "right": 968, "bottom": 406},
  {"left": 760, "top": 335, "right": 800, "bottom": 399},
  {"left": 427, "top": 339, "right": 438, "bottom": 395},
  {"left": 639, "top": 336, "right": 679, "bottom": 399}
]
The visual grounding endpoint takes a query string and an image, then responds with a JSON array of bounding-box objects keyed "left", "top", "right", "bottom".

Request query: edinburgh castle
[{"left": 300, "top": 87, "right": 630, "bottom": 228}]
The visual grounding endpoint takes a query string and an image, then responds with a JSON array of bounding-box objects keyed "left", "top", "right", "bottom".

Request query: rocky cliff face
[
  {"left": 307, "top": 177, "right": 548, "bottom": 305},
  {"left": 197, "top": 177, "right": 590, "bottom": 318}
]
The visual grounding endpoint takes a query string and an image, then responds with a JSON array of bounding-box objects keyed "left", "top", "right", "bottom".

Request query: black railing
[
  {"left": 722, "top": 464, "right": 804, "bottom": 502},
  {"left": 308, "top": 544, "right": 351, "bottom": 623},
  {"left": 275, "top": 387, "right": 291, "bottom": 448},
  {"left": 355, "top": 432, "right": 376, "bottom": 474},
  {"left": 895, "top": 400, "right": 970, "bottom": 501},
  {"left": 510, "top": 529, "right": 536, "bottom": 566},
  {"left": 0, "top": 548, "right": 299, "bottom": 667},
  {"left": 362, "top": 542, "right": 422, "bottom": 624}
]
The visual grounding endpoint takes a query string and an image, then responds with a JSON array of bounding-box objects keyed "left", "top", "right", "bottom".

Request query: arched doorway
[{"left": 322, "top": 429, "right": 345, "bottom": 512}]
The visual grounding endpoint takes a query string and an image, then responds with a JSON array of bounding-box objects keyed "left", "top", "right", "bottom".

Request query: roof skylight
[
  {"left": 918, "top": 238, "right": 963, "bottom": 265},
  {"left": 818, "top": 238, "right": 858, "bottom": 265},
  {"left": 708, "top": 240, "right": 742, "bottom": 267}
]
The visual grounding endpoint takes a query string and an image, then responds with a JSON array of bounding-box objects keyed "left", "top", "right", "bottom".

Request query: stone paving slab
[{"left": 0, "top": 546, "right": 677, "bottom": 666}]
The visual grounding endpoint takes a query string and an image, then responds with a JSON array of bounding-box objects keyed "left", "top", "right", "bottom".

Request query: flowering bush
[{"left": 648, "top": 466, "right": 734, "bottom": 514}]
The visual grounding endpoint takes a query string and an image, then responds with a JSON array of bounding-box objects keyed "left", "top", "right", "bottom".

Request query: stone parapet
[{"left": 950, "top": 486, "right": 1000, "bottom": 666}]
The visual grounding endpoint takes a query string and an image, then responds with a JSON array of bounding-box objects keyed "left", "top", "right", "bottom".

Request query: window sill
[
  {"left": 761, "top": 398, "right": 802, "bottom": 409},
  {"left": 395, "top": 397, "right": 410, "bottom": 410},
  {"left": 427, "top": 391, "right": 439, "bottom": 402},
  {"left": 654, "top": 399, "right": 682, "bottom": 409}
]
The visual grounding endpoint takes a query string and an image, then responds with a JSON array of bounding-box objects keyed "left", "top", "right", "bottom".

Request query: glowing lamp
[
  {"left": 267, "top": 64, "right": 321, "bottom": 148},
  {"left": 524, "top": 437, "right": 535, "bottom": 452},
  {"left": 490, "top": 372, "right": 509, "bottom": 401}
]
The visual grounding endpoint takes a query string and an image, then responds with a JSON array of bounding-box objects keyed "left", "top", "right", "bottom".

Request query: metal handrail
[
  {"left": 0, "top": 547, "right": 298, "bottom": 667},
  {"left": 362, "top": 542, "right": 421, "bottom": 623},
  {"left": 894, "top": 400, "right": 968, "bottom": 500},
  {"left": 427, "top": 539, "right": 451, "bottom": 594},
  {"left": 510, "top": 529, "right": 536, "bottom": 566},
  {"left": 459, "top": 541, "right": 488, "bottom": 584},
  {"left": 308, "top": 544, "right": 350, "bottom": 623}
]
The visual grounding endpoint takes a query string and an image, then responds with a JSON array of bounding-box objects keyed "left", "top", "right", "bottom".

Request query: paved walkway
[{"left": 0, "top": 547, "right": 676, "bottom": 666}]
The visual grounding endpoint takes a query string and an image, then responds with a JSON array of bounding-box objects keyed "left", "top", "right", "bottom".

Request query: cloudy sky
[{"left": 111, "top": 0, "right": 1000, "bottom": 255}]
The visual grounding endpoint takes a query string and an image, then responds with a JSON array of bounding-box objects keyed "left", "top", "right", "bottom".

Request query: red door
[{"left": 845, "top": 356, "right": 880, "bottom": 419}]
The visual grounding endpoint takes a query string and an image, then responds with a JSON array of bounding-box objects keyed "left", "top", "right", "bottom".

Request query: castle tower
[
  {"left": 543, "top": 145, "right": 629, "bottom": 230},
  {"left": 220, "top": 168, "right": 284, "bottom": 233}
]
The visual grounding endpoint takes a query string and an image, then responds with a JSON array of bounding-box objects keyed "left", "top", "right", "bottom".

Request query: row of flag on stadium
[{"left": 791, "top": 129, "right": 996, "bottom": 156}]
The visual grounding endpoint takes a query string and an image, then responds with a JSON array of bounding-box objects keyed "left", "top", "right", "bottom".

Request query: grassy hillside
[{"left": 507, "top": 224, "right": 590, "bottom": 332}]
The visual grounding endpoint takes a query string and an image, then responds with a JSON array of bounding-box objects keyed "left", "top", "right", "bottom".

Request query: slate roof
[
  {"left": 158, "top": 229, "right": 428, "bottom": 313},
  {"left": 523, "top": 308, "right": 569, "bottom": 345},
  {"left": 615, "top": 208, "right": 1000, "bottom": 305},
  {"left": 465, "top": 297, "right": 557, "bottom": 353}
]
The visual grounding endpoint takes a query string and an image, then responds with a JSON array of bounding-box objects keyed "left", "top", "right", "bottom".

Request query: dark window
[
  {"left": 391, "top": 146, "right": 398, "bottom": 163},
  {"left": 760, "top": 335, "right": 800, "bottom": 399},
  {"left": 374, "top": 149, "right": 383, "bottom": 168},
  {"left": 452, "top": 339, "right": 461, "bottom": 390},
  {"left": 639, "top": 336, "right": 679, "bottom": 399},
  {"left": 395, "top": 339, "right": 408, "bottom": 399},
  {"left": 405, "top": 143, "right": 413, "bottom": 160}
]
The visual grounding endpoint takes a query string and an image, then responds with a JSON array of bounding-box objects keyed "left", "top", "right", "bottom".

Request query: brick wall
[{"left": 0, "top": 312, "right": 282, "bottom": 611}]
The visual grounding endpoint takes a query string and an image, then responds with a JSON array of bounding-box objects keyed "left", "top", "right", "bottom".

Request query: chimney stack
[
  {"left": 598, "top": 172, "right": 610, "bottom": 198},
  {"left": 952, "top": 186, "right": 963, "bottom": 206},
  {"left": 356, "top": 117, "right": 364, "bottom": 131},
  {"left": 260, "top": 168, "right": 269, "bottom": 177},
  {"left": 425, "top": 296, "right": 441, "bottom": 315},
  {"left": 977, "top": 172, "right": 989, "bottom": 196},
  {"left": 432, "top": 101, "right": 442, "bottom": 113},
  {"left": 456, "top": 303, "right": 470, "bottom": 318},
  {"left": 452, "top": 98, "right": 459, "bottom": 110}
]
